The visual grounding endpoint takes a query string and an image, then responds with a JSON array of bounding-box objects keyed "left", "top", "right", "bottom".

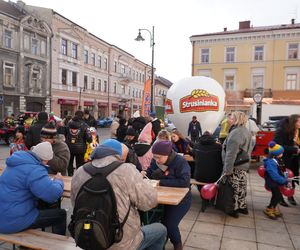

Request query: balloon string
[{"left": 214, "top": 173, "right": 226, "bottom": 184}]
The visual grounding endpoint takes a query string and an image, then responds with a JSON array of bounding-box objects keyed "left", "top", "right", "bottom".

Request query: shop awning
[
  {"left": 84, "top": 101, "right": 94, "bottom": 106},
  {"left": 58, "top": 99, "right": 78, "bottom": 105},
  {"left": 98, "top": 102, "right": 108, "bottom": 107},
  {"left": 111, "top": 103, "right": 119, "bottom": 108}
]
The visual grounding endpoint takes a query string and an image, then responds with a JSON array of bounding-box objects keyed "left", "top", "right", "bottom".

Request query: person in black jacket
[
  {"left": 132, "top": 116, "right": 147, "bottom": 134},
  {"left": 83, "top": 109, "right": 97, "bottom": 128},
  {"left": 25, "top": 111, "right": 48, "bottom": 149},
  {"left": 188, "top": 116, "right": 202, "bottom": 143},
  {"left": 149, "top": 112, "right": 161, "bottom": 141},
  {"left": 65, "top": 115, "right": 92, "bottom": 176},
  {"left": 116, "top": 118, "right": 128, "bottom": 143},
  {"left": 192, "top": 131, "right": 223, "bottom": 211},
  {"left": 274, "top": 114, "right": 300, "bottom": 205}
]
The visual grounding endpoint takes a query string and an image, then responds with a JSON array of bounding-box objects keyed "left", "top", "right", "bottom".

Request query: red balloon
[
  {"left": 201, "top": 183, "right": 218, "bottom": 200},
  {"left": 279, "top": 186, "right": 295, "bottom": 197},
  {"left": 257, "top": 166, "right": 265, "bottom": 178},
  {"left": 286, "top": 168, "right": 294, "bottom": 178}
]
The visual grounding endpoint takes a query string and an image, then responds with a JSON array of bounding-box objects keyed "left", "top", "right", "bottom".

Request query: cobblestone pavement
[{"left": 1, "top": 136, "right": 300, "bottom": 249}]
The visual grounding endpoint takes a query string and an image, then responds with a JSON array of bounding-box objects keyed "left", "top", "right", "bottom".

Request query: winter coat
[
  {"left": 117, "top": 124, "right": 128, "bottom": 143},
  {"left": 188, "top": 121, "right": 202, "bottom": 138},
  {"left": 274, "top": 118, "right": 300, "bottom": 177},
  {"left": 66, "top": 119, "right": 91, "bottom": 155},
  {"left": 0, "top": 151, "right": 64, "bottom": 233},
  {"left": 263, "top": 158, "right": 288, "bottom": 188},
  {"left": 172, "top": 138, "right": 190, "bottom": 154},
  {"left": 132, "top": 117, "right": 147, "bottom": 134},
  {"left": 222, "top": 125, "right": 251, "bottom": 174},
  {"left": 84, "top": 115, "right": 97, "bottom": 128},
  {"left": 193, "top": 134, "right": 223, "bottom": 183},
  {"left": 25, "top": 120, "right": 48, "bottom": 149},
  {"left": 151, "top": 119, "right": 161, "bottom": 140},
  {"left": 9, "top": 138, "right": 28, "bottom": 155},
  {"left": 70, "top": 154, "right": 157, "bottom": 250},
  {"left": 47, "top": 139, "right": 70, "bottom": 176}
]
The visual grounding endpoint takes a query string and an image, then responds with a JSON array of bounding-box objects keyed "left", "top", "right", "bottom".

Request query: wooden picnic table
[{"left": 0, "top": 167, "right": 189, "bottom": 206}]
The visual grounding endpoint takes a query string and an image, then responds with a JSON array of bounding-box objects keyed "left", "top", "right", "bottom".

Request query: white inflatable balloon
[{"left": 165, "top": 76, "right": 225, "bottom": 136}]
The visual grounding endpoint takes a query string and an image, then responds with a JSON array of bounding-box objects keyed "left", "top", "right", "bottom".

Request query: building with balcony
[
  {"left": 19, "top": 1, "right": 153, "bottom": 119},
  {"left": 0, "top": 0, "right": 52, "bottom": 118},
  {"left": 190, "top": 20, "right": 300, "bottom": 115},
  {"left": 154, "top": 76, "right": 172, "bottom": 107}
]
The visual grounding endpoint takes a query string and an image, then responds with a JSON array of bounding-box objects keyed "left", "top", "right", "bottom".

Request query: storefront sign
[
  {"left": 98, "top": 102, "right": 108, "bottom": 107},
  {"left": 58, "top": 99, "right": 78, "bottom": 105},
  {"left": 84, "top": 101, "right": 94, "bottom": 106}
]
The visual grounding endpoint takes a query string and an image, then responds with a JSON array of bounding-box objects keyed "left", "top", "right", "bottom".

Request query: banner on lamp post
[{"left": 141, "top": 79, "right": 151, "bottom": 117}]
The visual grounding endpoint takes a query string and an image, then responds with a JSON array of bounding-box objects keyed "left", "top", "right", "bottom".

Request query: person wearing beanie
[
  {"left": 25, "top": 112, "right": 49, "bottom": 149},
  {"left": 0, "top": 142, "right": 66, "bottom": 235},
  {"left": 9, "top": 126, "right": 28, "bottom": 155},
  {"left": 124, "top": 127, "right": 138, "bottom": 149},
  {"left": 263, "top": 141, "right": 289, "bottom": 219},
  {"left": 144, "top": 140, "right": 191, "bottom": 250},
  {"left": 71, "top": 138, "right": 167, "bottom": 250},
  {"left": 65, "top": 115, "right": 92, "bottom": 176},
  {"left": 40, "top": 123, "right": 70, "bottom": 176}
]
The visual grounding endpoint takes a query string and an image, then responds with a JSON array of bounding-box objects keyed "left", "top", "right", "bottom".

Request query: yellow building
[{"left": 190, "top": 20, "right": 300, "bottom": 113}]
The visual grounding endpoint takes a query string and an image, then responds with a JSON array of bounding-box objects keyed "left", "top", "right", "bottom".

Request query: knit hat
[
  {"left": 31, "top": 141, "right": 53, "bottom": 161},
  {"left": 38, "top": 111, "right": 48, "bottom": 121},
  {"left": 152, "top": 140, "right": 173, "bottom": 156},
  {"left": 89, "top": 127, "right": 97, "bottom": 134},
  {"left": 138, "top": 122, "right": 153, "bottom": 144},
  {"left": 41, "top": 123, "right": 57, "bottom": 139},
  {"left": 268, "top": 141, "right": 284, "bottom": 157},
  {"left": 126, "top": 127, "right": 137, "bottom": 136},
  {"left": 101, "top": 139, "right": 122, "bottom": 158}
]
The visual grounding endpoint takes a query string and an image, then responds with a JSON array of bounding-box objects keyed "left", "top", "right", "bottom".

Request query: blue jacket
[
  {"left": 263, "top": 158, "right": 288, "bottom": 188},
  {"left": 147, "top": 154, "right": 191, "bottom": 188},
  {"left": 0, "top": 151, "right": 64, "bottom": 233}
]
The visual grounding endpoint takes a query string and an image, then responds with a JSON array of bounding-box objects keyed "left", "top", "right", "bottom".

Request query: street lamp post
[
  {"left": 135, "top": 26, "right": 155, "bottom": 112},
  {"left": 253, "top": 92, "right": 263, "bottom": 125}
]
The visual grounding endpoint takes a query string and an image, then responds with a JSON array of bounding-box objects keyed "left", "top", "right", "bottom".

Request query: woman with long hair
[
  {"left": 222, "top": 111, "right": 252, "bottom": 218},
  {"left": 274, "top": 114, "right": 300, "bottom": 205}
]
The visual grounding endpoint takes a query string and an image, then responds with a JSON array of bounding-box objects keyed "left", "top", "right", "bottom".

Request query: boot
[
  {"left": 264, "top": 207, "right": 277, "bottom": 220},
  {"left": 174, "top": 242, "right": 183, "bottom": 250},
  {"left": 288, "top": 196, "right": 297, "bottom": 206},
  {"left": 272, "top": 208, "right": 283, "bottom": 217}
]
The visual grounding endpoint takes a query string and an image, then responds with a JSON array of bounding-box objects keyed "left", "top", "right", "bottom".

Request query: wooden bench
[{"left": 0, "top": 229, "right": 78, "bottom": 250}]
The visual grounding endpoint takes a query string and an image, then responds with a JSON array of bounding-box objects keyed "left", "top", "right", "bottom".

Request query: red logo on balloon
[
  {"left": 179, "top": 89, "right": 219, "bottom": 113},
  {"left": 165, "top": 98, "right": 174, "bottom": 114}
]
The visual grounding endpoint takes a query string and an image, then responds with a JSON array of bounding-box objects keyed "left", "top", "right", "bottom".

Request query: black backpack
[{"left": 68, "top": 161, "right": 130, "bottom": 250}]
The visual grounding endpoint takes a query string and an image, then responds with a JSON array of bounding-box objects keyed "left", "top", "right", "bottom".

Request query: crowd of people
[{"left": 0, "top": 109, "right": 299, "bottom": 250}]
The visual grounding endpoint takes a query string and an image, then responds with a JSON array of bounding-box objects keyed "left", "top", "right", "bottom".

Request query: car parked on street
[{"left": 97, "top": 117, "right": 113, "bottom": 128}]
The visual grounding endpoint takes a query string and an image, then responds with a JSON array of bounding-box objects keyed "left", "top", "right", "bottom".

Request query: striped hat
[
  {"left": 40, "top": 123, "right": 58, "bottom": 139},
  {"left": 268, "top": 141, "right": 284, "bottom": 157}
]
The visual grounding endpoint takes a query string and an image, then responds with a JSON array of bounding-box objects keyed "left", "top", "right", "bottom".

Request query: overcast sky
[{"left": 20, "top": 0, "right": 300, "bottom": 83}]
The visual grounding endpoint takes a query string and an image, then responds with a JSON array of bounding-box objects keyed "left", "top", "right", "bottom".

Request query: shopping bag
[{"left": 215, "top": 176, "right": 234, "bottom": 214}]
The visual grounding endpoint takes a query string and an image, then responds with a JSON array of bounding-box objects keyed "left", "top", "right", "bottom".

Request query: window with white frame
[
  {"left": 40, "top": 40, "right": 46, "bottom": 55},
  {"left": 61, "top": 38, "right": 67, "bottom": 55},
  {"left": 4, "top": 30, "right": 12, "bottom": 48},
  {"left": 84, "top": 50, "right": 88, "bottom": 64},
  {"left": 132, "top": 88, "right": 135, "bottom": 97},
  {"left": 113, "top": 82, "right": 117, "bottom": 93},
  {"left": 24, "top": 34, "right": 29, "bottom": 50},
  {"left": 104, "top": 58, "right": 108, "bottom": 70},
  {"left": 103, "top": 80, "right": 107, "bottom": 92},
  {"left": 31, "top": 38, "right": 38, "bottom": 55},
  {"left": 225, "top": 47, "right": 235, "bottom": 63},
  {"left": 224, "top": 75, "right": 235, "bottom": 90},
  {"left": 254, "top": 45, "right": 264, "bottom": 61},
  {"left": 128, "top": 86, "right": 131, "bottom": 95},
  {"left": 71, "top": 43, "right": 78, "bottom": 59},
  {"left": 288, "top": 43, "right": 298, "bottom": 59},
  {"left": 91, "top": 77, "right": 95, "bottom": 90},
  {"left": 114, "top": 61, "right": 117, "bottom": 72},
  {"left": 91, "top": 53, "right": 95, "bottom": 66},
  {"left": 201, "top": 48, "right": 209, "bottom": 63},
  {"left": 84, "top": 75, "right": 88, "bottom": 89},
  {"left": 286, "top": 74, "right": 297, "bottom": 90},
  {"left": 98, "top": 56, "right": 101, "bottom": 68},
  {"left": 72, "top": 72, "right": 77, "bottom": 87},
  {"left": 121, "top": 64, "right": 125, "bottom": 74},
  {"left": 252, "top": 75, "right": 264, "bottom": 89},
  {"left": 121, "top": 84, "right": 125, "bottom": 94},
  {"left": 98, "top": 79, "right": 101, "bottom": 91},
  {"left": 3, "top": 62, "right": 15, "bottom": 87},
  {"left": 61, "top": 69, "right": 67, "bottom": 85}
]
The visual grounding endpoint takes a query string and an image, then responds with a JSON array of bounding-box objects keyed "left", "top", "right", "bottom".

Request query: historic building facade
[
  {"left": 0, "top": 0, "right": 52, "bottom": 118},
  {"left": 20, "top": 2, "right": 154, "bottom": 119},
  {"left": 190, "top": 20, "right": 300, "bottom": 113}
]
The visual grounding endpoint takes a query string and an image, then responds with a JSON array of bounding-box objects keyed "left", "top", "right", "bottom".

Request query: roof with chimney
[
  {"left": 190, "top": 20, "right": 300, "bottom": 38},
  {"left": 155, "top": 76, "right": 173, "bottom": 88},
  {"left": 0, "top": 0, "right": 25, "bottom": 19}
]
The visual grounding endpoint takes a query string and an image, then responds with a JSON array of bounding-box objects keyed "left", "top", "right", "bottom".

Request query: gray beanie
[{"left": 31, "top": 141, "right": 53, "bottom": 161}]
